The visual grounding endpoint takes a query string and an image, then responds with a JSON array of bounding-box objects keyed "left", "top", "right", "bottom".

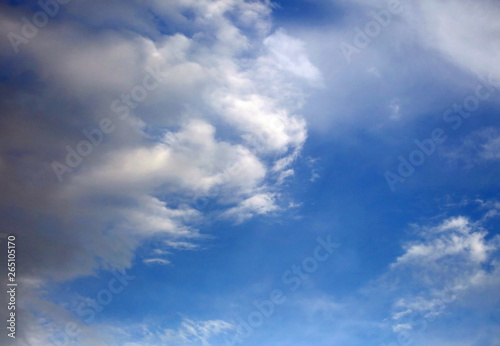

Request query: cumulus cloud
[{"left": 0, "top": 0, "right": 321, "bottom": 343}]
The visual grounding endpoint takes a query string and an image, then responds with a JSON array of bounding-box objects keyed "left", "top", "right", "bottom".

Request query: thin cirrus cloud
[
  {"left": 244, "top": 209, "right": 500, "bottom": 345},
  {"left": 285, "top": 0, "right": 500, "bottom": 134},
  {"left": 385, "top": 213, "right": 500, "bottom": 345}
]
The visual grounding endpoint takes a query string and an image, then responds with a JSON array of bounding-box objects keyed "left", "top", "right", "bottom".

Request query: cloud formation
[{"left": 0, "top": 0, "right": 321, "bottom": 343}]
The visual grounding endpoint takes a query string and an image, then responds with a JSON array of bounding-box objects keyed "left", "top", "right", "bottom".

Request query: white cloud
[
  {"left": 393, "top": 217, "right": 492, "bottom": 266},
  {"left": 445, "top": 128, "right": 500, "bottom": 168},
  {"left": 263, "top": 29, "right": 324, "bottom": 87},
  {"left": 407, "top": 0, "right": 500, "bottom": 81},
  {"left": 143, "top": 258, "right": 171, "bottom": 266},
  {"left": 387, "top": 214, "right": 500, "bottom": 338},
  {"left": 161, "top": 318, "right": 234, "bottom": 346},
  {"left": 0, "top": 0, "right": 321, "bottom": 343},
  {"left": 223, "top": 193, "right": 279, "bottom": 223},
  {"left": 277, "top": 168, "right": 294, "bottom": 185},
  {"left": 346, "top": 0, "right": 500, "bottom": 83},
  {"left": 68, "top": 119, "right": 267, "bottom": 198},
  {"left": 164, "top": 240, "right": 200, "bottom": 251}
]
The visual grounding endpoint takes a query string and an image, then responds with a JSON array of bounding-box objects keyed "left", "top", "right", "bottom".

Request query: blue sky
[{"left": 1, "top": 0, "right": 500, "bottom": 345}]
